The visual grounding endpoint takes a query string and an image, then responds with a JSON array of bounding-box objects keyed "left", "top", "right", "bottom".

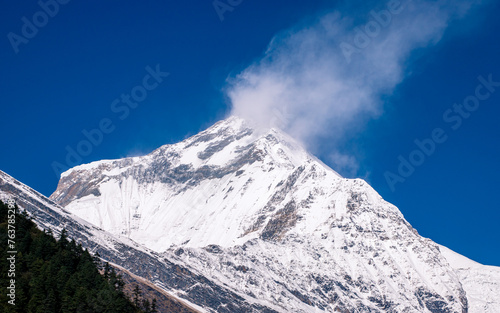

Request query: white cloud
[{"left": 227, "top": 0, "right": 479, "bottom": 175}]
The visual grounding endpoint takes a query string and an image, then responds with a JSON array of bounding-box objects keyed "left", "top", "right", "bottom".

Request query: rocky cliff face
[{"left": 46, "top": 116, "right": 475, "bottom": 312}]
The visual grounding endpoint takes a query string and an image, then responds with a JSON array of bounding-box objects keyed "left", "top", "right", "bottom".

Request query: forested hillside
[{"left": 0, "top": 200, "right": 155, "bottom": 313}]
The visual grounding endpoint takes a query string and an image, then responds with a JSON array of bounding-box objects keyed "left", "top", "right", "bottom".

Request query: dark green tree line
[{"left": 0, "top": 200, "right": 153, "bottom": 312}]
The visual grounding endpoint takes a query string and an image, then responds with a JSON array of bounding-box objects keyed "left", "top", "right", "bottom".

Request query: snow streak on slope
[
  {"left": 50, "top": 116, "right": 484, "bottom": 312},
  {"left": 1, "top": 169, "right": 289, "bottom": 313},
  {"left": 440, "top": 245, "right": 500, "bottom": 313}
]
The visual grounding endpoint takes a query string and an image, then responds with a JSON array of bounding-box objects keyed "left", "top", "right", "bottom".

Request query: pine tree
[
  {"left": 133, "top": 285, "right": 142, "bottom": 308},
  {"left": 58, "top": 228, "right": 69, "bottom": 250},
  {"left": 151, "top": 298, "right": 158, "bottom": 313},
  {"left": 142, "top": 298, "right": 151, "bottom": 312},
  {"left": 104, "top": 262, "right": 111, "bottom": 280}
]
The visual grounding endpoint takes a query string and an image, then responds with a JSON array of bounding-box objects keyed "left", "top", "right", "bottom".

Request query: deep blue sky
[{"left": 1, "top": 1, "right": 499, "bottom": 266}]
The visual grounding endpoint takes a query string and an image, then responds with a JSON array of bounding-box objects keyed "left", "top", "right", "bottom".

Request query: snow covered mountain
[
  {"left": 439, "top": 245, "right": 500, "bottom": 313},
  {"left": 46, "top": 116, "right": 498, "bottom": 312},
  {"left": 0, "top": 169, "right": 286, "bottom": 312}
]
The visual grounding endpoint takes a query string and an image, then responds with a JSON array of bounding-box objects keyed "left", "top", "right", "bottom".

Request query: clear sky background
[{"left": 1, "top": 0, "right": 499, "bottom": 266}]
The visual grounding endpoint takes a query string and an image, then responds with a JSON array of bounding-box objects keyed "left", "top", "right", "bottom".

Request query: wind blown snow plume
[{"left": 227, "top": 0, "right": 478, "bottom": 174}]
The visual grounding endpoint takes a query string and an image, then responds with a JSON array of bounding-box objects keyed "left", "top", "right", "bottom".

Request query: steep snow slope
[
  {"left": 51, "top": 117, "right": 324, "bottom": 250},
  {"left": 0, "top": 170, "right": 287, "bottom": 313},
  {"left": 439, "top": 245, "right": 500, "bottom": 313},
  {"left": 49, "top": 116, "right": 482, "bottom": 312}
]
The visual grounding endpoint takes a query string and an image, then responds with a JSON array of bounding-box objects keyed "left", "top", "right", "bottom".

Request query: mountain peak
[
  {"left": 50, "top": 116, "right": 344, "bottom": 249},
  {"left": 48, "top": 116, "right": 473, "bottom": 312},
  {"left": 59, "top": 116, "right": 308, "bottom": 178}
]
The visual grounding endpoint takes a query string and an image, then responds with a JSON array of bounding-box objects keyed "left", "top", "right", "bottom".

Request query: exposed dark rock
[{"left": 261, "top": 200, "right": 298, "bottom": 240}]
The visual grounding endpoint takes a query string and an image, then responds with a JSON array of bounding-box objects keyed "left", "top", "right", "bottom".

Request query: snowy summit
[{"left": 45, "top": 116, "right": 499, "bottom": 312}]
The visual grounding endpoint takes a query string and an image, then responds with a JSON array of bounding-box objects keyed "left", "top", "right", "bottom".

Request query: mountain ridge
[
  {"left": 45, "top": 115, "right": 498, "bottom": 312},
  {"left": 1, "top": 116, "right": 498, "bottom": 312},
  {"left": 0, "top": 169, "right": 283, "bottom": 312}
]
